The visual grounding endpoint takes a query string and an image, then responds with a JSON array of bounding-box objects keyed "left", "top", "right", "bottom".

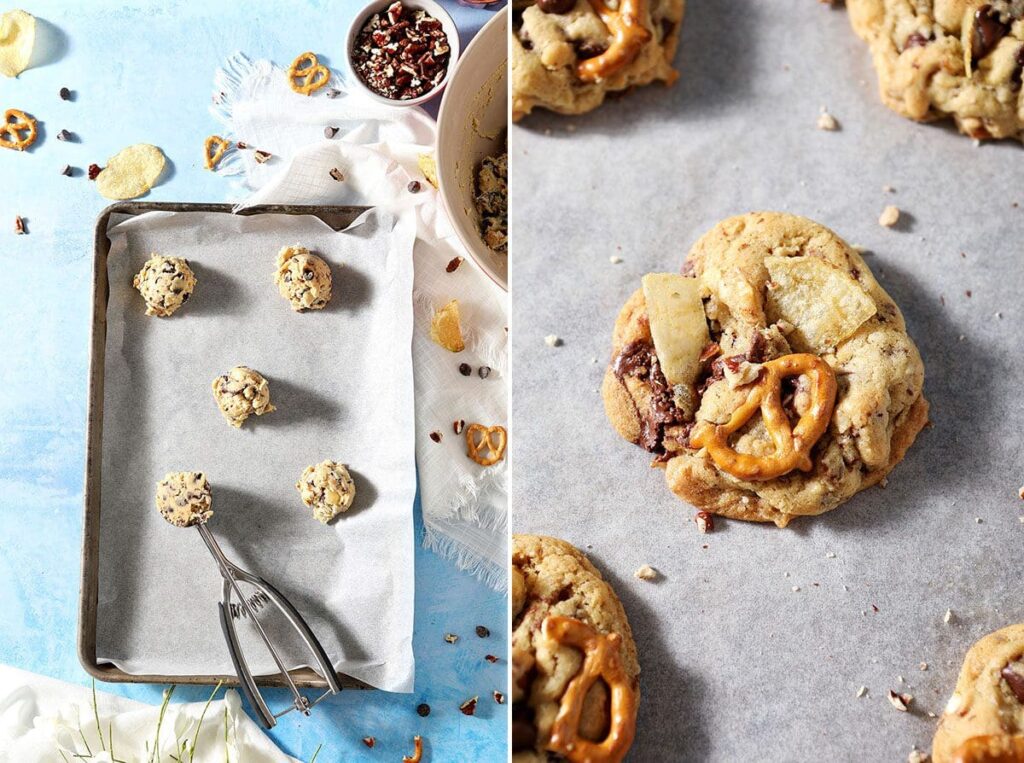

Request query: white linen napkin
[
  {"left": 209, "top": 54, "right": 507, "bottom": 590},
  {"left": 0, "top": 665, "right": 296, "bottom": 763}
]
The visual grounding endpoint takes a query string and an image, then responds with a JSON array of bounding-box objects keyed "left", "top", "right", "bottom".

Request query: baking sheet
[
  {"left": 95, "top": 208, "right": 417, "bottom": 692},
  {"left": 510, "top": 1, "right": 1024, "bottom": 759}
]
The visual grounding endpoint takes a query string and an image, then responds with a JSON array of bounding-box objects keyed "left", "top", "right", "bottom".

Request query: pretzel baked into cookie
[
  {"left": 512, "top": 534, "right": 640, "bottom": 763},
  {"left": 933, "top": 624, "right": 1024, "bottom": 763},
  {"left": 602, "top": 212, "right": 929, "bottom": 527},
  {"left": 511, "top": 0, "right": 685, "bottom": 119}
]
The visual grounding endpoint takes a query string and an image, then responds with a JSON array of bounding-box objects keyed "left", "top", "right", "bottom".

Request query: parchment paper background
[
  {"left": 96, "top": 209, "right": 417, "bottom": 692},
  {"left": 510, "top": 1, "right": 1024, "bottom": 759}
]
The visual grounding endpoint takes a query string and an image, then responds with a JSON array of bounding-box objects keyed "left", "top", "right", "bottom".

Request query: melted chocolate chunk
[
  {"left": 1013, "top": 45, "right": 1024, "bottom": 88},
  {"left": 904, "top": 32, "right": 931, "bottom": 50},
  {"left": 1002, "top": 664, "right": 1024, "bottom": 703},
  {"left": 537, "top": 0, "right": 575, "bottom": 13},
  {"left": 973, "top": 5, "right": 1010, "bottom": 63},
  {"left": 512, "top": 707, "right": 537, "bottom": 751},
  {"left": 573, "top": 39, "right": 608, "bottom": 60},
  {"left": 612, "top": 341, "right": 687, "bottom": 453}
]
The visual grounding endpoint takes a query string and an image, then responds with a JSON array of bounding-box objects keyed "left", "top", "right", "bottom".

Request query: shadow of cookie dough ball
[
  {"left": 274, "top": 245, "right": 332, "bottom": 311},
  {"left": 212, "top": 366, "right": 275, "bottom": 428},
  {"left": 156, "top": 471, "right": 212, "bottom": 527},
  {"left": 296, "top": 460, "right": 356, "bottom": 524},
  {"left": 133, "top": 254, "right": 196, "bottom": 317}
]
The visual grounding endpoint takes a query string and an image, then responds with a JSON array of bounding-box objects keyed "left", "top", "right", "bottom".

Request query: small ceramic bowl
[
  {"left": 436, "top": 10, "right": 508, "bottom": 291},
  {"left": 345, "top": 0, "right": 461, "bottom": 108}
]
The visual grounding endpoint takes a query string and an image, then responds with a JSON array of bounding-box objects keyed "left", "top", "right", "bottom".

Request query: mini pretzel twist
[
  {"left": 0, "top": 109, "right": 37, "bottom": 151},
  {"left": 543, "top": 616, "right": 637, "bottom": 763},
  {"left": 288, "top": 51, "right": 331, "bottom": 95},
  {"left": 204, "top": 135, "right": 231, "bottom": 170},
  {"left": 689, "top": 353, "right": 837, "bottom": 481},
  {"left": 466, "top": 423, "right": 507, "bottom": 466},
  {"left": 576, "top": 0, "right": 652, "bottom": 83},
  {"left": 954, "top": 735, "right": 1024, "bottom": 763}
]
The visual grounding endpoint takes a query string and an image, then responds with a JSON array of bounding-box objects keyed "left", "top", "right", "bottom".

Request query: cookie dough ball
[
  {"left": 512, "top": 0, "right": 686, "bottom": 119},
  {"left": 603, "top": 212, "right": 929, "bottom": 527},
  {"left": 133, "top": 255, "right": 196, "bottom": 317},
  {"left": 475, "top": 148, "right": 508, "bottom": 254},
  {"left": 933, "top": 624, "right": 1024, "bottom": 762},
  {"left": 212, "top": 366, "right": 275, "bottom": 428},
  {"left": 155, "top": 471, "right": 212, "bottom": 527},
  {"left": 847, "top": 0, "right": 1024, "bottom": 141},
  {"left": 512, "top": 534, "right": 639, "bottom": 762},
  {"left": 296, "top": 460, "right": 356, "bottom": 524},
  {"left": 275, "top": 245, "right": 332, "bottom": 311}
]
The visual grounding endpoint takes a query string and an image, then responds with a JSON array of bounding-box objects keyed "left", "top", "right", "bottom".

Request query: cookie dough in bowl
[
  {"left": 511, "top": 0, "right": 686, "bottom": 119},
  {"left": 155, "top": 471, "right": 212, "bottom": 528},
  {"left": 512, "top": 534, "right": 640, "bottom": 763},
  {"left": 274, "top": 244, "right": 332, "bottom": 311},
  {"left": 133, "top": 254, "right": 196, "bottom": 317},
  {"left": 602, "top": 212, "right": 929, "bottom": 527},
  {"left": 933, "top": 624, "right": 1024, "bottom": 762},
  {"left": 846, "top": 0, "right": 1024, "bottom": 140},
  {"left": 212, "top": 366, "right": 275, "bottom": 428},
  {"left": 296, "top": 460, "right": 357, "bottom": 524}
]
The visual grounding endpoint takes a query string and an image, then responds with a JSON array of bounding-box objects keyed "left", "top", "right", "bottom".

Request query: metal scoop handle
[{"left": 197, "top": 523, "right": 341, "bottom": 728}]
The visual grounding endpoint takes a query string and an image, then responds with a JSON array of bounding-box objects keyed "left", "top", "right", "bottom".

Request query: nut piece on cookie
[
  {"left": 155, "top": 471, "right": 212, "bottom": 528},
  {"left": 512, "top": 534, "right": 640, "bottom": 761},
  {"left": 212, "top": 366, "right": 275, "bottom": 428},
  {"left": 430, "top": 299, "right": 466, "bottom": 352},
  {"left": 296, "top": 460, "right": 356, "bottom": 524},
  {"left": 602, "top": 212, "right": 928, "bottom": 527},
  {"left": 512, "top": 0, "right": 686, "bottom": 119},
  {"left": 274, "top": 245, "right": 332, "bottom": 311},
  {"left": 133, "top": 254, "right": 196, "bottom": 317},
  {"left": 932, "top": 623, "right": 1024, "bottom": 763}
]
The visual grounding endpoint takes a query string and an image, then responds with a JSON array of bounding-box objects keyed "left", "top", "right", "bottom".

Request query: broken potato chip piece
[
  {"left": 641, "top": 273, "right": 709, "bottom": 391},
  {"left": 765, "top": 255, "right": 876, "bottom": 354},
  {"left": 430, "top": 299, "right": 465, "bottom": 352},
  {"left": 418, "top": 153, "right": 439, "bottom": 188},
  {"left": 0, "top": 108, "right": 36, "bottom": 150},
  {"left": 288, "top": 51, "right": 330, "bottom": 95},
  {"left": 94, "top": 143, "right": 167, "bottom": 200},
  {"left": 0, "top": 10, "right": 35, "bottom": 78}
]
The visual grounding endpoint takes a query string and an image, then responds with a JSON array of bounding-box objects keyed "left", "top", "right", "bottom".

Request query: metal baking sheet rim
[{"left": 79, "top": 201, "right": 372, "bottom": 689}]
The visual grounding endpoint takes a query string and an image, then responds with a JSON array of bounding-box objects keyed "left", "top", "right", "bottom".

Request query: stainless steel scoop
[{"left": 196, "top": 522, "right": 341, "bottom": 728}]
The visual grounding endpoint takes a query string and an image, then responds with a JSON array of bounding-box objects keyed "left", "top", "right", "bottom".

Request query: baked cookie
[
  {"left": 933, "top": 624, "right": 1024, "bottom": 763},
  {"left": 847, "top": 0, "right": 1024, "bottom": 140},
  {"left": 511, "top": 0, "right": 685, "bottom": 119},
  {"left": 133, "top": 254, "right": 196, "bottom": 317},
  {"left": 512, "top": 534, "right": 640, "bottom": 763},
  {"left": 602, "top": 212, "right": 929, "bottom": 527},
  {"left": 296, "top": 460, "right": 356, "bottom": 524},
  {"left": 274, "top": 245, "right": 332, "bottom": 311},
  {"left": 212, "top": 366, "right": 275, "bottom": 428},
  {"left": 155, "top": 471, "right": 212, "bottom": 528}
]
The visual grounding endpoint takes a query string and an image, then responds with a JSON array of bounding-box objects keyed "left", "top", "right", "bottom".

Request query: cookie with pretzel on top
[
  {"left": 511, "top": 0, "right": 685, "bottom": 120},
  {"left": 512, "top": 534, "right": 639, "bottom": 763},
  {"left": 602, "top": 212, "right": 929, "bottom": 528}
]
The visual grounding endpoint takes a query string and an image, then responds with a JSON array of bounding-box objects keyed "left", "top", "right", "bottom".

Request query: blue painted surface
[{"left": 0, "top": 1, "right": 506, "bottom": 760}]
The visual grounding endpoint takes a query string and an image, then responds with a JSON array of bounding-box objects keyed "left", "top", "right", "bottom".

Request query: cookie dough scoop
[{"left": 155, "top": 471, "right": 341, "bottom": 728}]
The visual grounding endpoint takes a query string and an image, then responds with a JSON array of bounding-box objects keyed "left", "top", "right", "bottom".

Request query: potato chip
[
  {"left": 641, "top": 273, "right": 709, "bottom": 389},
  {"left": 94, "top": 143, "right": 167, "bottom": 200},
  {"left": 430, "top": 299, "right": 465, "bottom": 352},
  {"left": 418, "top": 153, "right": 439, "bottom": 189},
  {"left": 0, "top": 10, "right": 35, "bottom": 78},
  {"left": 765, "top": 255, "right": 877, "bottom": 353}
]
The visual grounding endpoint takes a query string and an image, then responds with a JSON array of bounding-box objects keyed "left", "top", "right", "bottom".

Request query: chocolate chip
[
  {"left": 972, "top": 5, "right": 1010, "bottom": 63},
  {"left": 59, "top": 87, "right": 71, "bottom": 101},
  {"left": 493, "top": 690, "right": 505, "bottom": 704},
  {"left": 537, "top": 0, "right": 575, "bottom": 13},
  {"left": 408, "top": 180, "right": 421, "bottom": 193},
  {"left": 324, "top": 126, "right": 338, "bottom": 139},
  {"left": 362, "top": 737, "right": 375, "bottom": 748},
  {"left": 329, "top": 167, "right": 345, "bottom": 181},
  {"left": 573, "top": 40, "right": 607, "bottom": 60},
  {"left": 1002, "top": 665, "right": 1024, "bottom": 703},
  {"left": 476, "top": 625, "right": 490, "bottom": 638},
  {"left": 459, "top": 696, "right": 478, "bottom": 716},
  {"left": 429, "top": 431, "right": 442, "bottom": 443},
  {"left": 236, "top": 141, "right": 248, "bottom": 149},
  {"left": 446, "top": 256, "right": 464, "bottom": 273},
  {"left": 60, "top": 164, "right": 72, "bottom": 176},
  {"left": 478, "top": 366, "right": 491, "bottom": 379},
  {"left": 417, "top": 703, "right": 431, "bottom": 717},
  {"left": 459, "top": 363, "right": 472, "bottom": 376},
  {"left": 326, "top": 88, "right": 342, "bottom": 98},
  {"left": 87, "top": 164, "right": 102, "bottom": 180},
  {"left": 484, "top": 654, "right": 498, "bottom": 663},
  {"left": 56, "top": 129, "right": 72, "bottom": 142}
]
